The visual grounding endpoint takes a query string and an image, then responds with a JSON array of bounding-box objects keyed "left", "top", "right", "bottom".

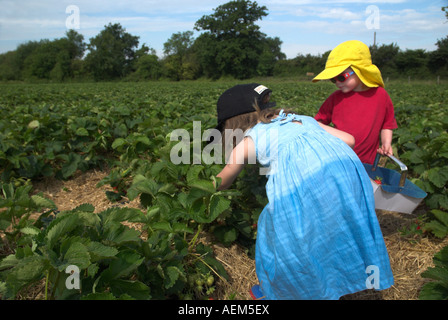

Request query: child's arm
[
  {"left": 378, "top": 129, "right": 394, "bottom": 156},
  {"left": 318, "top": 122, "right": 355, "bottom": 148},
  {"left": 216, "top": 137, "right": 256, "bottom": 190}
]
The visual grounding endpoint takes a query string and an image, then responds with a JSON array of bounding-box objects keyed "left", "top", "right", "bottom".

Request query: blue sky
[{"left": 0, "top": 0, "right": 447, "bottom": 59}]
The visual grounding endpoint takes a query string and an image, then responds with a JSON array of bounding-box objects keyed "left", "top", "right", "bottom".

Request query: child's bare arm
[
  {"left": 378, "top": 129, "right": 393, "bottom": 156},
  {"left": 216, "top": 137, "right": 256, "bottom": 190},
  {"left": 318, "top": 122, "right": 355, "bottom": 148}
]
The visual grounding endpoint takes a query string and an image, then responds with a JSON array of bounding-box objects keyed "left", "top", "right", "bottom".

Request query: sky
[{"left": 0, "top": 0, "right": 447, "bottom": 59}]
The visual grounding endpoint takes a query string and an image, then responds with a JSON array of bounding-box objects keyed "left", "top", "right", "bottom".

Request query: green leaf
[
  {"left": 427, "top": 168, "right": 448, "bottom": 188},
  {"left": 73, "top": 203, "right": 95, "bottom": 213},
  {"left": 4, "top": 255, "right": 47, "bottom": 298},
  {"left": 439, "top": 142, "right": 448, "bottom": 159},
  {"left": 28, "top": 120, "right": 40, "bottom": 129},
  {"left": 103, "top": 222, "right": 141, "bottom": 245},
  {"left": 213, "top": 225, "right": 238, "bottom": 245},
  {"left": 187, "top": 165, "right": 205, "bottom": 184},
  {"left": 421, "top": 265, "right": 448, "bottom": 283},
  {"left": 20, "top": 226, "right": 40, "bottom": 236},
  {"left": 100, "top": 250, "right": 144, "bottom": 282},
  {"left": 61, "top": 153, "right": 82, "bottom": 179},
  {"left": 420, "top": 245, "right": 448, "bottom": 300},
  {"left": 172, "top": 222, "right": 194, "bottom": 234},
  {"left": 419, "top": 282, "right": 448, "bottom": 300},
  {"left": 432, "top": 210, "right": 448, "bottom": 227},
  {"left": 75, "top": 127, "right": 89, "bottom": 136},
  {"left": 100, "top": 207, "right": 145, "bottom": 225},
  {"left": 151, "top": 221, "right": 172, "bottom": 233},
  {"left": 423, "top": 220, "right": 448, "bottom": 238},
  {"left": 134, "top": 135, "right": 150, "bottom": 146},
  {"left": 45, "top": 214, "right": 80, "bottom": 249},
  {"left": 31, "top": 195, "right": 57, "bottom": 209},
  {"left": 59, "top": 241, "right": 91, "bottom": 271},
  {"left": 87, "top": 242, "right": 119, "bottom": 262},
  {"left": 0, "top": 254, "right": 19, "bottom": 271},
  {"left": 158, "top": 183, "right": 177, "bottom": 196},
  {"left": 165, "top": 266, "right": 184, "bottom": 289},
  {"left": 409, "top": 148, "right": 425, "bottom": 164},
  {"left": 109, "top": 279, "right": 151, "bottom": 300},
  {"left": 188, "top": 194, "right": 233, "bottom": 224},
  {"left": 126, "top": 174, "right": 159, "bottom": 201},
  {"left": 209, "top": 195, "right": 231, "bottom": 217},
  {"left": 0, "top": 219, "right": 11, "bottom": 231},
  {"left": 425, "top": 210, "right": 448, "bottom": 238},
  {"left": 112, "top": 138, "right": 126, "bottom": 150},
  {"left": 188, "top": 179, "right": 215, "bottom": 193}
]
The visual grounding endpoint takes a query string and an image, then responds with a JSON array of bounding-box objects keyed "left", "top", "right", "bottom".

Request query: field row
[{"left": 0, "top": 80, "right": 447, "bottom": 300}]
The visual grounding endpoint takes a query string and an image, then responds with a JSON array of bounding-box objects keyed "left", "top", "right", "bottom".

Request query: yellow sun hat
[{"left": 312, "top": 40, "right": 385, "bottom": 88}]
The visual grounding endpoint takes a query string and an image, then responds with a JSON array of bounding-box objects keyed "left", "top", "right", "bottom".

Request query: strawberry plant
[
  {"left": 419, "top": 245, "right": 448, "bottom": 300},
  {"left": 394, "top": 103, "right": 448, "bottom": 211},
  {"left": 0, "top": 182, "right": 57, "bottom": 247},
  {"left": 424, "top": 210, "right": 448, "bottom": 239},
  {"left": 1, "top": 80, "right": 448, "bottom": 300},
  {"left": 0, "top": 200, "right": 228, "bottom": 300}
]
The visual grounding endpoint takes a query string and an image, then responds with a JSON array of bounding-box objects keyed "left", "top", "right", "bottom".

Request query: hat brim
[{"left": 312, "top": 64, "right": 350, "bottom": 83}]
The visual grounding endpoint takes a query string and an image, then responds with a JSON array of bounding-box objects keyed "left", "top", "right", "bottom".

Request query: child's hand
[
  {"left": 377, "top": 144, "right": 393, "bottom": 157},
  {"left": 379, "top": 129, "right": 394, "bottom": 157}
]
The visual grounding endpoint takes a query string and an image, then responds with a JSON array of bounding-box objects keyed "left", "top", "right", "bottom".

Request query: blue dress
[{"left": 245, "top": 111, "right": 394, "bottom": 300}]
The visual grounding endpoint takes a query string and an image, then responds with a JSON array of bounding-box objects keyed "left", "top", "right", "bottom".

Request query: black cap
[{"left": 216, "top": 83, "right": 276, "bottom": 132}]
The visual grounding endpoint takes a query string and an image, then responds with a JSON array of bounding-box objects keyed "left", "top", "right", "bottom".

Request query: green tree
[
  {"left": 22, "top": 39, "right": 71, "bottom": 80},
  {"left": 395, "top": 49, "right": 429, "bottom": 76},
  {"left": 192, "top": 34, "right": 219, "bottom": 79},
  {"left": 85, "top": 23, "right": 140, "bottom": 81},
  {"left": 163, "top": 31, "right": 199, "bottom": 80},
  {"left": 0, "top": 30, "right": 85, "bottom": 81},
  {"left": 65, "top": 29, "right": 86, "bottom": 60},
  {"left": 194, "top": 0, "right": 278, "bottom": 79},
  {"left": 132, "top": 54, "right": 163, "bottom": 80},
  {"left": 9, "top": 40, "right": 41, "bottom": 80},
  {"left": 0, "top": 51, "right": 20, "bottom": 80},
  {"left": 164, "top": 31, "right": 194, "bottom": 57},
  {"left": 257, "top": 36, "right": 285, "bottom": 76},
  {"left": 428, "top": 36, "right": 448, "bottom": 75},
  {"left": 370, "top": 43, "right": 400, "bottom": 76}
]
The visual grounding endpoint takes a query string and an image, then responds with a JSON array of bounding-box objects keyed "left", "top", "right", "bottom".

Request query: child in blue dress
[{"left": 214, "top": 83, "right": 394, "bottom": 300}]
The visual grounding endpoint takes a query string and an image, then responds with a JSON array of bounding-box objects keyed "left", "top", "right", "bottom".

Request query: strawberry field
[{"left": 1, "top": 79, "right": 447, "bottom": 300}]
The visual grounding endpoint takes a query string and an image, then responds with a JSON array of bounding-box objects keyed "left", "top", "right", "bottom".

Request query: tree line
[{"left": 0, "top": 0, "right": 447, "bottom": 82}]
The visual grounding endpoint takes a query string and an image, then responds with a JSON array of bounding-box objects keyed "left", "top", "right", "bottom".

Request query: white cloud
[
  {"left": 0, "top": 0, "right": 446, "bottom": 58},
  {"left": 286, "top": 6, "right": 360, "bottom": 20}
]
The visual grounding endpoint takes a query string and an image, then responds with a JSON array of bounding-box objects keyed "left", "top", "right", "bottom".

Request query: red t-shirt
[{"left": 315, "top": 87, "right": 397, "bottom": 165}]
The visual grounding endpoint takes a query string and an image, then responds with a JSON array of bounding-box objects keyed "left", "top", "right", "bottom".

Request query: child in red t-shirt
[{"left": 312, "top": 40, "right": 397, "bottom": 165}]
